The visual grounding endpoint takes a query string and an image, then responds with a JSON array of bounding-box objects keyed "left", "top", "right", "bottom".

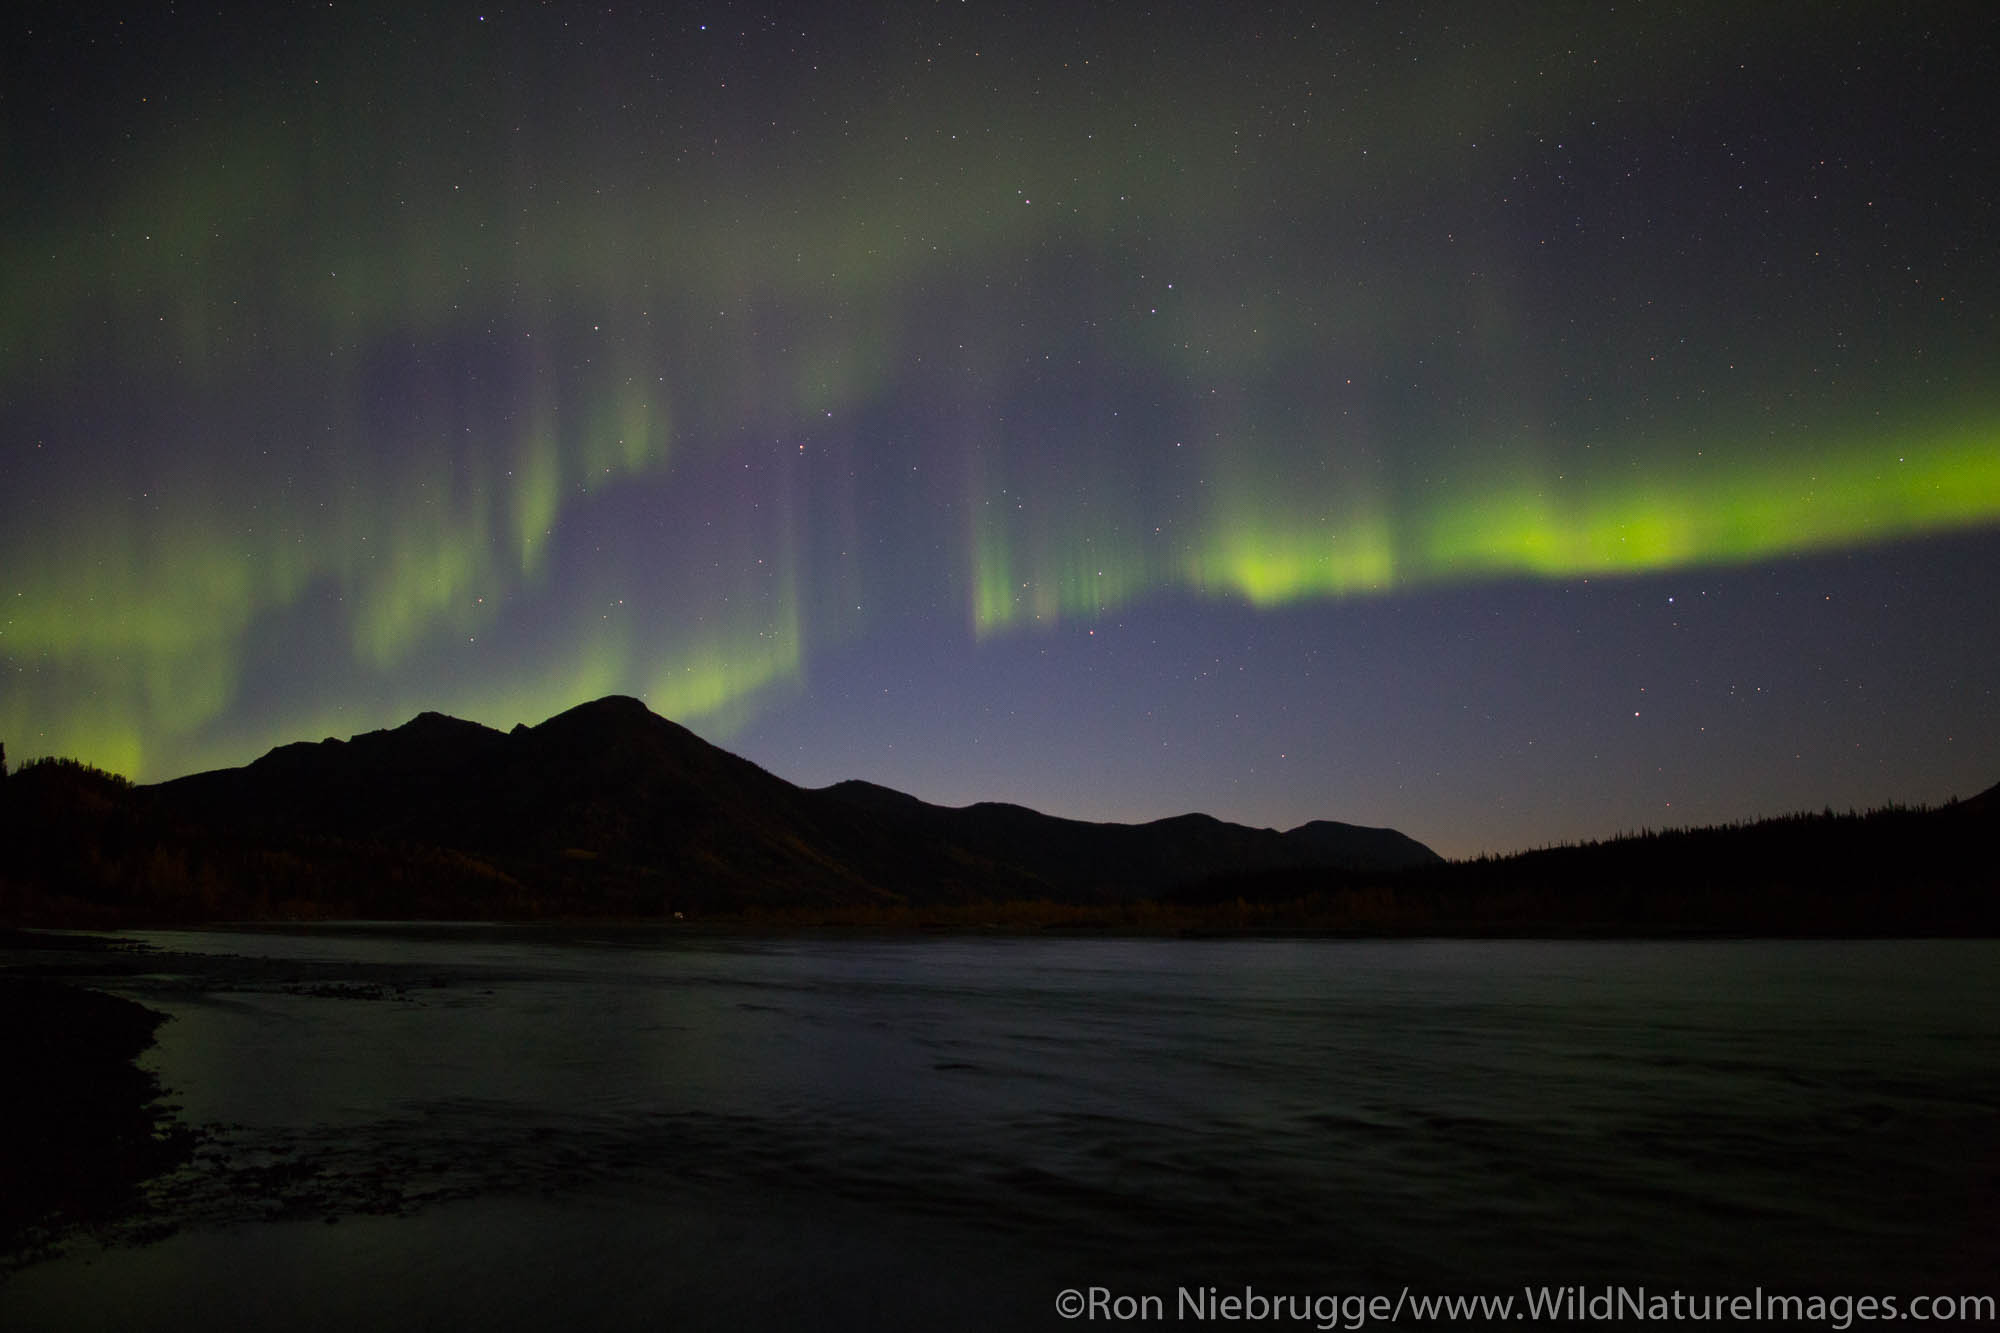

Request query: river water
[{"left": 7, "top": 930, "right": 1997, "bottom": 1329}]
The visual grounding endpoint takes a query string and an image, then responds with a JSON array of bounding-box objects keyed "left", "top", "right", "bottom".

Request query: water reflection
[{"left": 7, "top": 934, "right": 1997, "bottom": 1328}]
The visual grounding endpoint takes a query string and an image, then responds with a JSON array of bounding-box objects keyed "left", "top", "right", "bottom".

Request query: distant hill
[
  {"left": 0, "top": 697, "right": 1439, "bottom": 922},
  {"left": 3, "top": 700, "right": 1990, "bottom": 932},
  {"left": 1956, "top": 777, "right": 2000, "bottom": 819},
  {"left": 1172, "top": 783, "right": 1998, "bottom": 935},
  {"left": 817, "top": 781, "right": 1438, "bottom": 896}
]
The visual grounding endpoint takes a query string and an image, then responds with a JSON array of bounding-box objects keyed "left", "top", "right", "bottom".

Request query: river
[{"left": 7, "top": 930, "right": 1996, "bottom": 1329}]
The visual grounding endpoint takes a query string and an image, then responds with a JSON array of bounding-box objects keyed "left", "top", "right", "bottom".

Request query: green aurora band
[{"left": 3, "top": 4, "right": 1996, "bottom": 779}]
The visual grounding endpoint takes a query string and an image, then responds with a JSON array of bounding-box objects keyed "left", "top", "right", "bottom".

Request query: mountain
[
  {"left": 1953, "top": 778, "right": 2000, "bottom": 820},
  {"left": 99, "top": 696, "right": 1439, "bottom": 918},
  {"left": 12, "top": 698, "right": 1984, "bottom": 932},
  {"left": 817, "top": 782, "right": 1439, "bottom": 895}
]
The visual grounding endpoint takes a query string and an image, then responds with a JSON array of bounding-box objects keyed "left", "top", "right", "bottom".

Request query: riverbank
[{"left": 0, "top": 935, "right": 197, "bottom": 1268}]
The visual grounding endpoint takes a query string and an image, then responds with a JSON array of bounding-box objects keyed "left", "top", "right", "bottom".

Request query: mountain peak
[
  {"left": 555, "top": 694, "right": 654, "bottom": 720},
  {"left": 532, "top": 695, "right": 676, "bottom": 738},
  {"left": 383, "top": 710, "right": 503, "bottom": 742}
]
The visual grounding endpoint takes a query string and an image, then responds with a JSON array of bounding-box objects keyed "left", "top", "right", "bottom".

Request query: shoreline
[
  {"left": 9, "top": 907, "right": 1999, "bottom": 940},
  {"left": 0, "top": 966, "right": 196, "bottom": 1270}
]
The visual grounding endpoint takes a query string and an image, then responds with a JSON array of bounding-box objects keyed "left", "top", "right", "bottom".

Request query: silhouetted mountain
[
  {"left": 32, "top": 696, "right": 1433, "bottom": 918},
  {"left": 1952, "top": 778, "right": 2000, "bottom": 821},
  {"left": 817, "top": 783, "right": 1438, "bottom": 898},
  {"left": 152, "top": 698, "right": 890, "bottom": 913},
  {"left": 3, "top": 700, "right": 1991, "bottom": 932}
]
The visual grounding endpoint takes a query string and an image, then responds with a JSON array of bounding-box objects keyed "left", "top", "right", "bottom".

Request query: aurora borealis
[{"left": 4, "top": 2, "right": 1997, "bottom": 855}]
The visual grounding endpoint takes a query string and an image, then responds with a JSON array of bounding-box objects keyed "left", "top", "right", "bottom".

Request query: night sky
[{"left": 4, "top": 2, "right": 1997, "bottom": 857}]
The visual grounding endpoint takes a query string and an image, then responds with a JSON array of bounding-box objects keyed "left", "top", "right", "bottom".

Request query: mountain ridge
[
  {"left": 7, "top": 697, "right": 1991, "bottom": 932},
  {"left": 128, "top": 695, "right": 1437, "bottom": 916}
]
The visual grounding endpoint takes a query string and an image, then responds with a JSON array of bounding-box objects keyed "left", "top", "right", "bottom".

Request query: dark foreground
[
  {"left": 0, "top": 935, "right": 196, "bottom": 1266},
  {"left": 3, "top": 927, "right": 1996, "bottom": 1330}
]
